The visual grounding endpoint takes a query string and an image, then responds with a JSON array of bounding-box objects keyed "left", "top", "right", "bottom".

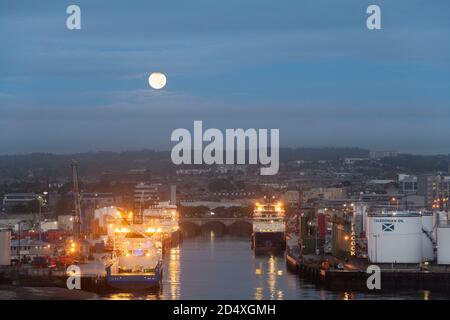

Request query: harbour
[
  {"left": 2, "top": 0, "right": 450, "bottom": 309},
  {"left": 1, "top": 154, "right": 450, "bottom": 301},
  {"left": 105, "top": 234, "right": 449, "bottom": 300},
  {"left": 2, "top": 229, "right": 450, "bottom": 300},
  {"left": 3, "top": 196, "right": 450, "bottom": 299}
]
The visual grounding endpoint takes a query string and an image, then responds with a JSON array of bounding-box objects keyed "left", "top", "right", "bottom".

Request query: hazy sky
[{"left": 1, "top": 1, "right": 450, "bottom": 155}]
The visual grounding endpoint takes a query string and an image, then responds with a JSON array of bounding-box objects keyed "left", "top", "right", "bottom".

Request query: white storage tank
[
  {"left": 437, "top": 226, "right": 450, "bottom": 264},
  {"left": 421, "top": 212, "right": 434, "bottom": 262},
  {"left": 367, "top": 211, "right": 422, "bottom": 263},
  {"left": 0, "top": 230, "right": 12, "bottom": 266},
  {"left": 435, "top": 211, "right": 448, "bottom": 226}
]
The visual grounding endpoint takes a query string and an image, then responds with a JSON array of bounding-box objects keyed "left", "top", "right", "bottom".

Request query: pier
[
  {"left": 0, "top": 265, "right": 108, "bottom": 294},
  {"left": 286, "top": 251, "right": 450, "bottom": 292}
]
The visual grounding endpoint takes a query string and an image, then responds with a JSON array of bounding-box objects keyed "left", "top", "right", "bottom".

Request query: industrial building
[
  {"left": 303, "top": 187, "right": 347, "bottom": 202},
  {"left": 134, "top": 183, "right": 160, "bottom": 208},
  {"left": 2, "top": 193, "right": 38, "bottom": 210},
  {"left": 417, "top": 174, "right": 450, "bottom": 209},
  {"left": 398, "top": 174, "right": 418, "bottom": 194},
  {"left": 81, "top": 192, "right": 116, "bottom": 208},
  {"left": 0, "top": 230, "right": 11, "bottom": 266},
  {"left": 10, "top": 239, "right": 56, "bottom": 260}
]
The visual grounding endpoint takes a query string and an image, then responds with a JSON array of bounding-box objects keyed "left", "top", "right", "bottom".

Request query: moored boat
[{"left": 252, "top": 198, "right": 286, "bottom": 253}]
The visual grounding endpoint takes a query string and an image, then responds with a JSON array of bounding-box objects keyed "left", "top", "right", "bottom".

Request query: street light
[
  {"left": 36, "top": 192, "right": 48, "bottom": 242},
  {"left": 17, "top": 220, "right": 26, "bottom": 267},
  {"left": 390, "top": 197, "right": 399, "bottom": 210},
  {"left": 37, "top": 195, "right": 43, "bottom": 241}
]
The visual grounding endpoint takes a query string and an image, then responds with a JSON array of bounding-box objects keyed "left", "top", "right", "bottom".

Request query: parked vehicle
[{"left": 31, "top": 256, "right": 48, "bottom": 268}]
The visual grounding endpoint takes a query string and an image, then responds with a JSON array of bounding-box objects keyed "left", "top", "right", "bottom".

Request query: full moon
[{"left": 148, "top": 72, "right": 167, "bottom": 90}]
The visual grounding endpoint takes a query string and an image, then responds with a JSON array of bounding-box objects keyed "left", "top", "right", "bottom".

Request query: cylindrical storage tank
[
  {"left": 434, "top": 211, "right": 448, "bottom": 228},
  {"left": 0, "top": 230, "right": 12, "bottom": 266},
  {"left": 367, "top": 212, "right": 422, "bottom": 263},
  {"left": 422, "top": 213, "right": 434, "bottom": 261},
  {"left": 437, "top": 226, "right": 450, "bottom": 264}
]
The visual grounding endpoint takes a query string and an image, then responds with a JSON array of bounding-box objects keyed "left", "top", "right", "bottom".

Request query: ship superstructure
[
  {"left": 142, "top": 201, "right": 179, "bottom": 234},
  {"left": 103, "top": 208, "right": 163, "bottom": 290}
]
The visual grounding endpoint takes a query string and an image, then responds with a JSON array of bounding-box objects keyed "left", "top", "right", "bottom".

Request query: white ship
[
  {"left": 142, "top": 201, "right": 182, "bottom": 250},
  {"left": 252, "top": 199, "right": 286, "bottom": 252},
  {"left": 142, "top": 201, "right": 179, "bottom": 234},
  {"left": 105, "top": 211, "right": 163, "bottom": 290}
]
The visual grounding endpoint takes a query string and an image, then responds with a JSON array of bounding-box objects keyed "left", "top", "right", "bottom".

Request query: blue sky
[{"left": 1, "top": 0, "right": 450, "bottom": 154}]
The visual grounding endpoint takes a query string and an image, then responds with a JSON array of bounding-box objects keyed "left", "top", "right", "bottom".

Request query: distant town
[{"left": 1, "top": 147, "right": 449, "bottom": 232}]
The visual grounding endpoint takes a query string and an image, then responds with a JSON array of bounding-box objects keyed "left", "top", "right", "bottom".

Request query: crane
[{"left": 71, "top": 160, "right": 82, "bottom": 239}]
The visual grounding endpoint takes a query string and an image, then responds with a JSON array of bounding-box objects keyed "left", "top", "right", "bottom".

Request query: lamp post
[
  {"left": 18, "top": 221, "right": 21, "bottom": 267},
  {"left": 374, "top": 234, "right": 379, "bottom": 263},
  {"left": 390, "top": 197, "right": 399, "bottom": 210},
  {"left": 37, "top": 192, "right": 48, "bottom": 242},
  {"left": 37, "top": 195, "right": 42, "bottom": 241},
  {"left": 17, "top": 220, "right": 26, "bottom": 267},
  {"left": 315, "top": 223, "right": 319, "bottom": 255}
]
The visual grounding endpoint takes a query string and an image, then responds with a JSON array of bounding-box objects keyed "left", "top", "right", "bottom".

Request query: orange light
[{"left": 344, "top": 235, "right": 350, "bottom": 241}]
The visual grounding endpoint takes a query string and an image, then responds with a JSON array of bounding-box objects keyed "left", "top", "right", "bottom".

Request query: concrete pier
[{"left": 286, "top": 252, "right": 450, "bottom": 292}]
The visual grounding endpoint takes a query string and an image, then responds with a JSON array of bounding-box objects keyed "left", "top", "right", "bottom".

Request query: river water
[{"left": 104, "top": 233, "right": 448, "bottom": 300}]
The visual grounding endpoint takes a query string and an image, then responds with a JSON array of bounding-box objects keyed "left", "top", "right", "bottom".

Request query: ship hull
[
  {"left": 106, "top": 262, "right": 163, "bottom": 291},
  {"left": 252, "top": 232, "right": 286, "bottom": 252}
]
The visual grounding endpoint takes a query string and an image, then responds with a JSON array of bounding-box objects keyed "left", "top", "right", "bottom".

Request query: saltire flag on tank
[{"left": 382, "top": 223, "right": 394, "bottom": 232}]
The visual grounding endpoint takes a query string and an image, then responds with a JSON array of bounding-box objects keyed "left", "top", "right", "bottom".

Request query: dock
[
  {"left": 0, "top": 263, "right": 108, "bottom": 294},
  {"left": 286, "top": 252, "right": 450, "bottom": 292}
]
